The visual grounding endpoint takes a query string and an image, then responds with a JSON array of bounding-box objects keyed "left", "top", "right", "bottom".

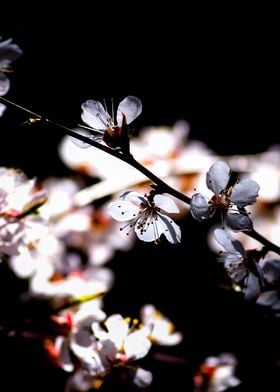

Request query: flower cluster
[{"left": 2, "top": 36, "right": 280, "bottom": 392}]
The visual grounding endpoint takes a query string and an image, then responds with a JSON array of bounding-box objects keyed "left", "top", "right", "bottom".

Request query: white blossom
[
  {"left": 190, "top": 161, "right": 260, "bottom": 231},
  {"left": 0, "top": 168, "right": 47, "bottom": 256},
  {"left": 81, "top": 95, "right": 142, "bottom": 131},
  {"left": 194, "top": 353, "right": 241, "bottom": 392},
  {"left": 108, "top": 191, "right": 181, "bottom": 243},
  {"left": 140, "top": 304, "right": 183, "bottom": 345},
  {"left": 214, "top": 228, "right": 262, "bottom": 300}
]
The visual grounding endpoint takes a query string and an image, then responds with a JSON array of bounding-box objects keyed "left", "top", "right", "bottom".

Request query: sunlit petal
[
  {"left": 0, "top": 74, "right": 10, "bottom": 96},
  {"left": 154, "top": 194, "right": 179, "bottom": 213},
  {"left": 225, "top": 213, "right": 253, "bottom": 231},
  {"left": 81, "top": 99, "right": 108, "bottom": 130},
  {"left": 116, "top": 95, "right": 142, "bottom": 125},
  {"left": 214, "top": 228, "right": 246, "bottom": 256},
  {"left": 190, "top": 193, "right": 211, "bottom": 222},
  {"left": 206, "top": 161, "right": 230, "bottom": 194},
  {"left": 107, "top": 200, "right": 139, "bottom": 221},
  {"left": 133, "top": 368, "right": 153, "bottom": 388},
  {"left": 231, "top": 179, "right": 260, "bottom": 206}
]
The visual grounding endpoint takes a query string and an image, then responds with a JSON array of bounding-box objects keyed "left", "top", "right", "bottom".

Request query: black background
[{"left": 1, "top": 9, "right": 280, "bottom": 391}]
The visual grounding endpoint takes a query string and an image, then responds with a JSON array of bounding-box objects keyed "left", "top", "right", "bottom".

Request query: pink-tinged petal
[
  {"left": 231, "top": 179, "right": 260, "bottom": 206},
  {"left": 116, "top": 96, "right": 142, "bottom": 125},
  {"left": 107, "top": 200, "right": 139, "bottom": 221},
  {"left": 0, "top": 74, "right": 10, "bottom": 96},
  {"left": 124, "top": 328, "right": 151, "bottom": 360},
  {"left": 81, "top": 100, "right": 108, "bottom": 130},
  {"left": 206, "top": 161, "right": 230, "bottom": 194},
  {"left": 190, "top": 193, "right": 211, "bottom": 222},
  {"left": 133, "top": 367, "right": 153, "bottom": 388},
  {"left": 225, "top": 212, "right": 253, "bottom": 231},
  {"left": 214, "top": 228, "right": 246, "bottom": 257},
  {"left": 154, "top": 194, "right": 179, "bottom": 213}
]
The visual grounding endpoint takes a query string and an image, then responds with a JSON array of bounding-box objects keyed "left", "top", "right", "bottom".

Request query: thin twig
[{"left": 2, "top": 96, "right": 280, "bottom": 255}]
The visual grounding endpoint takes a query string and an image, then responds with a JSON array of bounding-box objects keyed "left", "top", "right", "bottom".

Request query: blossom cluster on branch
[{"left": 1, "top": 36, "right": 280, "bottom": 392}]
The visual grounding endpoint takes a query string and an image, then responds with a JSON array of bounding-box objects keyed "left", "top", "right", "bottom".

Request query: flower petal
[
  {"left": 56, "top": 337, "right": 74, "bottom": 372},
  {"left": 132, "top": 367, "right": 153, "bottom": 388},
  {"left": 0, "top": 103, "right": 6, "bottom": 117},
  {"left": 117, "top": 96, "right": 142, "bottom": 125},
  {"left": 154, "top": 194, "right": 179, "bottom": 213},
  {"left": 107, "top": 200, "right": 139, "bottom": 221},
  {"left": 65, "top": 369, "right": 94, "bottom": 392},
  {"left": 134, "top": 214, "right": 181, "bottom": 243},
  {"left": 244, "top": 272, "right": 261, "bottom": 301},
  {"left": 206, "top": 161, "right": 230, "bottom": 194},
  {"left": 124, "top": 328, "right": 151, "bottom": 360},
  {"left": 81, "top": 100, "right": 108, "bottom": 130},
  {"left": 121, "top": 191, "right": 146, "bottom": 205},
  {"left": 262, "top": 259, "right": 280, "bottom": 284},
  {"left": 190, "top": 193, "right": 211, "bottom": 222},
  {"left": 0, "top": 73, "right": 10, "bottom": 96},
  {"left": 157, "top": 214, "right": 181, "bottom": 244},
  {"left": 69, "top": 128, "right": 93, "bottom": 148},
  {"left": 257, "top": 291, "right": 280, "bottom": 310},
  {"left": 223, "top": 254, "right": 247, "bottom": 282},
  {"left": 225, "top": 212, "right": 253, "bottom": 231},
  {"left": 104, "top": 314, "right": 129, "bottom": 349},
  {"left": 231, "top": 179, "right": 260, "bottom": 206},
  {"left": 214, "top": 228, "right": 246, "bottom": 256},
  {"left": 0, "top": 38, "right": 23, "bottom": 66},
  {"left": 134, "top": 215, "right": 161, "bottom": 242}
]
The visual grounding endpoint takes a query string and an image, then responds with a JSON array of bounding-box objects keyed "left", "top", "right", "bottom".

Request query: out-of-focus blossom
[
  {"left": 140, "top": 304, "right": 182, "bottom": 345},
  {"left": 89, "top": 314, "right": 152, "bottom": 386},
  {"left": 49, "top": 302, "right": 106, "bottom": 372},
  {"left": 108, "top": 191, "right": 181, "bottom": 243},
  {"left": 190, "top": 161, "right": 260, "bottom": 231},
  {"left": 9, "top": 231, "right": 58, "bottom": 278},
  {"left": 0, "top": 38, "right": 22, "bottom": 116},
  {"left": 40, "top": 178, "right": 134, "bottom": 266},
  {"left": 59, "top": 121, "right": 215, "bottom": 205},
  {"left": 63, "top": 314, "right": 153, "bottom": 390},
  {"left": 0, "top": 167, "right": 47, "bottom": 256},
  {"left": 92, "top": 314, "right": 152, "bottom": 363},
  {"left": 81, "top": 96, "right": 142, "bottom": 149},
  {"left": 214, "top": 228, "right": 262, "bottom": 300},
  {"left": 193, "top": 353, "right": 241, "bottom": 392},
  {"left": 226, "top": 147, "right": 280, "bottom": 203}
]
